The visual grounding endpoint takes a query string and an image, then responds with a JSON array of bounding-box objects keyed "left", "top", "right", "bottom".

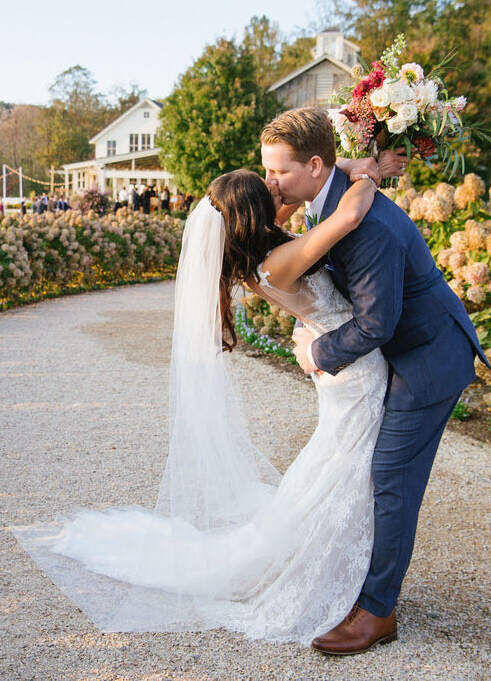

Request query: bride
[{"left": 11, "top": 168, "right": 388, "bottom": 646}]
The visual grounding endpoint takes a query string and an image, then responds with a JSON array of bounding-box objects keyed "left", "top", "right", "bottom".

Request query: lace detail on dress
[{"left": 257, "top": 262, "right": 273, "bottom": 289}]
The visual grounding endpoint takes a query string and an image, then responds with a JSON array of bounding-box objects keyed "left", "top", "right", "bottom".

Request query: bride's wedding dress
[{"left": 11, "top": 199, "right": 388, "bottom": 646}]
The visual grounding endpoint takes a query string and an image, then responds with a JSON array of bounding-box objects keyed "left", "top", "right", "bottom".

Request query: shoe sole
[{"left": 311, "top": 631, "right": 398, "bottom": 656}]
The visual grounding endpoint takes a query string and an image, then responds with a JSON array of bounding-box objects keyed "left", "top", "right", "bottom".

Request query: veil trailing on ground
[{"left": 10, "top": 196, "right": 281, "bottom": 633}]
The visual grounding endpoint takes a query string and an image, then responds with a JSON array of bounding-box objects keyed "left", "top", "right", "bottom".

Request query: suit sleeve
[{"left": 310, "top": 226, "right": 405, "bottom": 375}]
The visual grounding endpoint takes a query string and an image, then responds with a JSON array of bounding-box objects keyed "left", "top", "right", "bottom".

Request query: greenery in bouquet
[{"left": 328, "top": 34, "right": 486, "bottom": 179}]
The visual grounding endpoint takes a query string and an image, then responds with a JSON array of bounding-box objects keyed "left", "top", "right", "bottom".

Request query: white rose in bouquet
[
  {"left": 387, "top": 80, "right": 413, "bottom": 105},
  {"left": 412, "top": 80, "right": 439, "bottom": 111},
  {"left": 387, "top": 115, "right": 407, "bottom": 134},
  {"left": 369, "top": 85, "right": 391, "bottom": 108},
  {"left": 392, "top": 102, "right": 418, "bottom": 125}
]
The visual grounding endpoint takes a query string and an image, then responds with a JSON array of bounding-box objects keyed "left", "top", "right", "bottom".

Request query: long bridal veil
[{"left": 10, "top": 196, "right": 282, "bottom": 633}]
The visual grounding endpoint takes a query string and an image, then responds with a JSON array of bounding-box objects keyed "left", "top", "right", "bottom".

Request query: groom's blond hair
[{"left": 261, "top": 107, "right": 336, "bottom": 167}]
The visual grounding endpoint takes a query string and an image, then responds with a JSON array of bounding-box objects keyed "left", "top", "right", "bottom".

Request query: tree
[
  {"left": 0, "top": 105, "right": 46, "bottom": 195},
  {"left": 108, "top": 82, "right": 149, "bottom": 116},
  {"left": 243, "top": 15, "right": 281, "bottom": 87},
  {"left": 242, "top": 17, "right": 316, "bottom": 87},
  {"left": 155, "top": 38, "right": 281, "bottom": 195},
  {"left": 276, "top": 36, "right": 316, "bottom": 82}
]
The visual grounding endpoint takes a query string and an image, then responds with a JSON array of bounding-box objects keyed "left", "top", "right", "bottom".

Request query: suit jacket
[{"left": 309, "top": 168, "right": 488, "bottom": 409}]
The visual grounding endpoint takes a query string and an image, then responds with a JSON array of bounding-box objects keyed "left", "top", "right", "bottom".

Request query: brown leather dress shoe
[{"left": 311, "top": 603, "right": 397, "bottom": 655}]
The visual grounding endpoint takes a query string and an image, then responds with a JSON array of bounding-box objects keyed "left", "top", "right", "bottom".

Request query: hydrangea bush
[
  {"left": 0, "top": 207, "right": 184, "bottom": 309},
  {"left": 380, "top": 171, "right": 490, "bottom": 347}
]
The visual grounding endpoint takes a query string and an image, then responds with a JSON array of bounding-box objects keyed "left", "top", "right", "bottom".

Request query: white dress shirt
[
  {"left": 304, "top": 167, "right": 335, "bottom": 370},
  {"left": 304, "top": 167, "right": 335, "bottom": 226}
]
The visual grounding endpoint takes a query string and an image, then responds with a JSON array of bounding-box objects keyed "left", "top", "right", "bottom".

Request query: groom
[{"left": 261, "top": 107, "right": 488, "bottom": 655}]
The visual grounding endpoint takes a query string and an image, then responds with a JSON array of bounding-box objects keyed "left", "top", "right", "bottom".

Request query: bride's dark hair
[{"left": 207, "top": 169, "right": 326, "bottom": 352}]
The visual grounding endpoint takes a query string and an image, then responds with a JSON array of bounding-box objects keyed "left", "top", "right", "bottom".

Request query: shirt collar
[{"left": 305, "top": 166, "right": 335, "bottom": 223}]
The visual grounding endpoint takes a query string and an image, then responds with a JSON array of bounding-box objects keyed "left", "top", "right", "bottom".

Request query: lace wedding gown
[{"left": 11, "top": 264, "right": 388, "bottom": 646}]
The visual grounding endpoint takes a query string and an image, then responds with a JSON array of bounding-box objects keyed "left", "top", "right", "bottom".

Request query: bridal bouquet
[{"left": 328, "top": 34, "right": 469, "bottom": 177}]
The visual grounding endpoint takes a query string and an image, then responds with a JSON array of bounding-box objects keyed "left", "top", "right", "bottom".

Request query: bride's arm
[{"left": 262, "top": 178, "right": 377, "bottom": 290}]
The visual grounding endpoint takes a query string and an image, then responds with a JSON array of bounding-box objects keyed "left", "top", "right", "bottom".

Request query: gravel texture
[{"left": 1, "top": 281, "right": 489, "bottom": 681}]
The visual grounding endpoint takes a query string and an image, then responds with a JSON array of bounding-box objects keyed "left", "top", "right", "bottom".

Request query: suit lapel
[
  {"left": 320, "top": 167, "right": 351, "bottom": 299},
  {"left": 320, "top": 166, "right": 350, "bottom": 221}
]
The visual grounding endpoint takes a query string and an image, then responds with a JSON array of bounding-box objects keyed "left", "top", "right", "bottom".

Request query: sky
[{"left": 3, "top": 0, "right": 320, "bottom": 106}]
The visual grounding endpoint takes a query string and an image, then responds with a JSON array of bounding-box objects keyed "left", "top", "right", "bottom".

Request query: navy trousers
[{"left": 357, "top": 392, "right": 461, "bottom": 617}]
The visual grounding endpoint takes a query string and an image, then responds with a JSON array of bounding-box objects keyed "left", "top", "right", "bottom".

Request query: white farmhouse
[
  {"left": 269, "top": 28, "right": 359, "bottom": 108},
  {"left": 62, "top": 98, "right": 175, "bottom": 197}
]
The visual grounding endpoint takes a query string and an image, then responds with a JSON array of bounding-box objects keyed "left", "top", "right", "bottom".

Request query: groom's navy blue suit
[{"left": 308, "top": 168, "right": 488, "bottom": 617}]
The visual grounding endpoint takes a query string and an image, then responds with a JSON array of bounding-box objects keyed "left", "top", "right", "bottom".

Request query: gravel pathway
[{"left": 1, "top": 281, "right": 488, "bottom": 681}]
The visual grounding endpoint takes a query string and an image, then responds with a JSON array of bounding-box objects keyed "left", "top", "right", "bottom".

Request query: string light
[{"left": 3, "top": 164, "right": 70, "bottom": 188}]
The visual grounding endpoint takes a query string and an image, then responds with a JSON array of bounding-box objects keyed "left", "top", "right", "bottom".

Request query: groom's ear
[{"left": 310, "top": 156, "right": 324, "bottom": 178}]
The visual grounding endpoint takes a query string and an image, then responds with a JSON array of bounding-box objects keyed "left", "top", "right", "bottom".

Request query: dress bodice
[{"left": 256, "top": 262, "right": 352, "bottom": 337}]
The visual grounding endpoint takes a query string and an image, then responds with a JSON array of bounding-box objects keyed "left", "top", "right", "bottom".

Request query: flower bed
[
  {"left": 235, "top": 295, "right": 297, "bottom": 364},
  {"left": 381, "top": 171, "right": 490, "bottom": 348},
  {"left": 0, "top": 207, "right": 184, "bottom": 310}
]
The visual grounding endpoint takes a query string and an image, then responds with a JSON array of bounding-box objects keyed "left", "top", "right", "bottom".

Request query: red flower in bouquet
[
  {"left": 413, "top": 135, "right": 436, "bottom": 158},
  {"left": 368, "top": 68, "right": 385, "bottom": 89},
  {"left": 353, "top": 78, "right": 371, "bottom": 100}
]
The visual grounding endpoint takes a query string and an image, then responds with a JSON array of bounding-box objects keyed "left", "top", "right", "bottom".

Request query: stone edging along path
[{"left": 1, "top": 281, "right": 487, "bottom": 681}]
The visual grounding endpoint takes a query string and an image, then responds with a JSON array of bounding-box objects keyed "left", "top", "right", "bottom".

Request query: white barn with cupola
[
  {"left": 269, "top": 28, "right": 360, "bottom": 108},
  {"left": 62, "top": 98, "right": 175, "bottom": 197}
]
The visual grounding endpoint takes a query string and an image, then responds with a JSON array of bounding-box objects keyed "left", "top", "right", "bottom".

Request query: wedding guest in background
[
  {"left": 118, "top": 186, "right": 128, "bottom": 208},
  {"left": 184, "top": 194, "right": 194, "bottom": 211},
  {"left": 132, "top": 185, "right": 140, "bottom": 212},
  {"left": 142, "top": 185, "right": 151, "bottom": 214},
  {"left": 160, "top": 185, "right": 170, "bottom": 212},
  {"left": 169, "top": 193, "right": 177, "bottom": 212},
  {"left": 127, "top": 183, "right": 135, "bottom": 210}
]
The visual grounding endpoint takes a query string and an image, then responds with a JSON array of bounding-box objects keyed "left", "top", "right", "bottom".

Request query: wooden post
[
  {"left": 50, "top": 165, "right": 54, "bottom": 194},
  {"left": 19, "top": 167, "right": 23, "bottom": 201}
]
